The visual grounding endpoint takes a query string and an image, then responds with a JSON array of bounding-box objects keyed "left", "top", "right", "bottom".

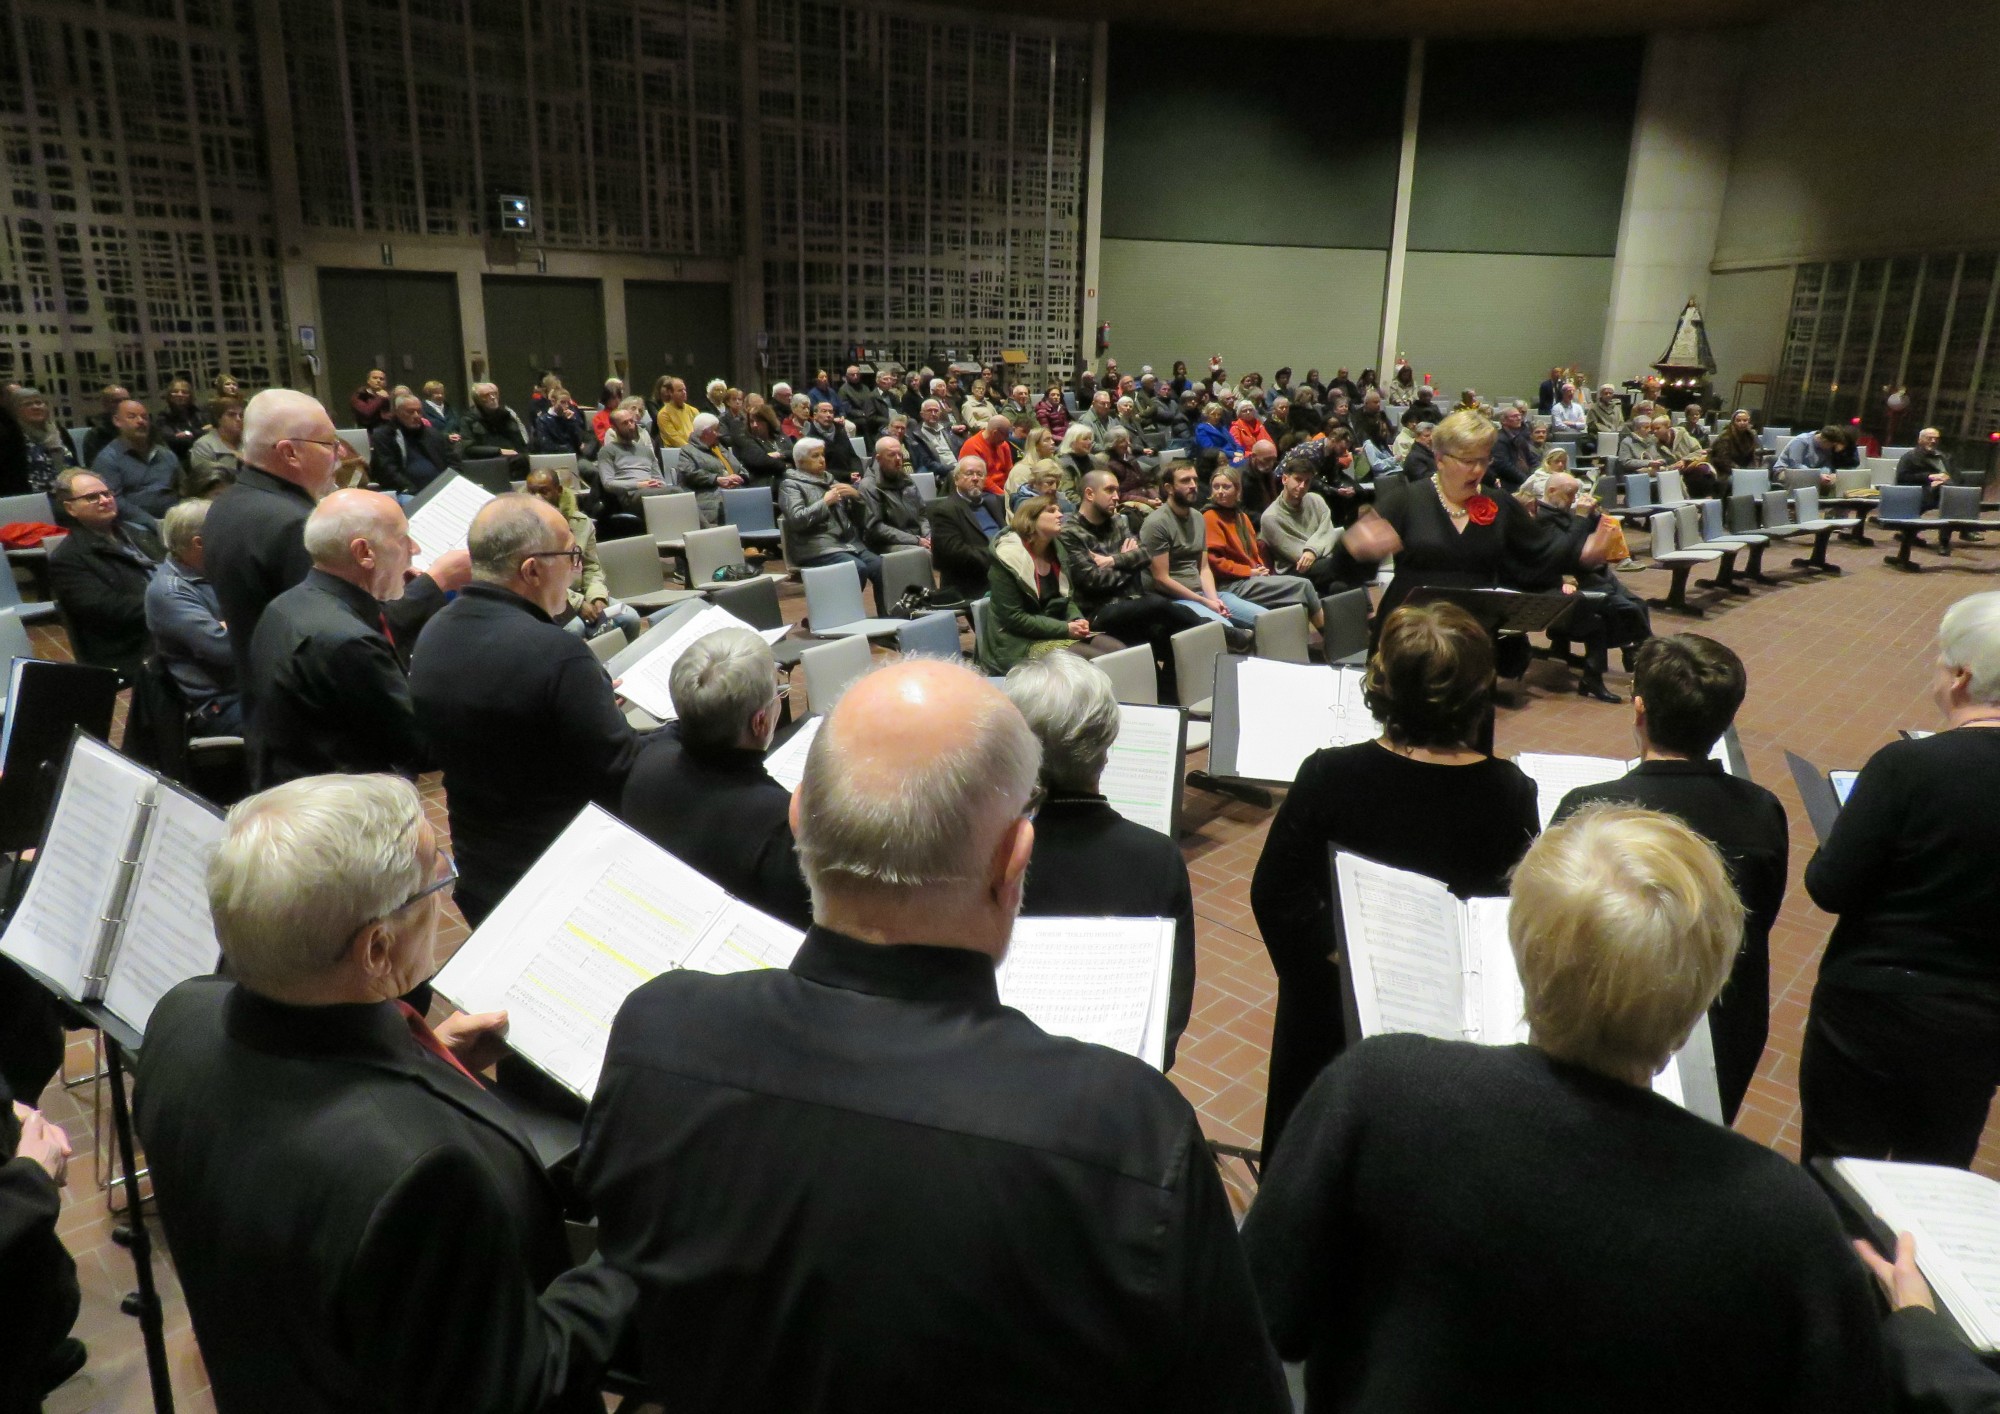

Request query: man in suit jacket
[
  {"left": 367, "top": 393, "right": 458, "bottom": 495},
  {"left": 1552, "top": 633, "right": 1786, "bottom": 1123},
  {"left": 409, "top": 494, "right": 645, "bottom": 925},
  {"left": 134, "top": 774, "right": 634, "bottom": 1414},
  {"left": 926, "top": 455, "right": 1005, "bottom": 600},
  {"left": 577, "top": 658, "right": 1285, "bottom": 1413},
  {"left": 618, "top": 629, "right": 809, "bottom": 927},
  {"left": 46, "top": 468, "right": 161, "bottom": 680},
  {"left": 246, "top": 489, "right": 428, "bottom": 788},
  {"left": 206, "top": 389, "right": 468, "bottom": 690},
  {"left": 1005, "top": 651, "right": 1196, "bottom": 1067}
]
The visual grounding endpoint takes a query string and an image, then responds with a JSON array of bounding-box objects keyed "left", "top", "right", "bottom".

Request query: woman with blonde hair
[
  {"left": 1056, "top": 422, "right": 1097, "bottom": 505},
  {"left": 1006, "top": 424, "right": 1060, "bottom": 495}
]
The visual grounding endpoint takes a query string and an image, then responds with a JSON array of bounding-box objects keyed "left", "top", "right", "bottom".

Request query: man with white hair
[
  {"left": 907, "top": 397, "right": 962, "bottom": 477},
  {"left": 618, "top": 628, "right": 809, "bottom": 927},
  {"left": 135, "top": 773, "right": 635, "bottom": 1413},
  {"left": 409, "top": 494, "right": 645, "bottom": 925},
  {"left": 779, "top": 436, "right": 885, "bottom": 609},
  {"left": 674, "top": 412, "right": 748, "bottom": 526},
  {"left": 207, "top": 388, "right": 469, "bottom": 689},
  {"left": 579, "top": 658, "right": 1286, "bottom": 1411},
  {"left": 460, "top": 381, "right": 534, "bottom": 461},
  {"left": 1005, "top": 651, "right": 1195, "bottom": 1067},
  {"left": 245, "top": 489, "right": 428, "bottom": 787},
  {"left": 1489, "top": 403, "right": 1537, "bottom": 491},
  {"left": 145, "top": 497, "right": 242, "bottom": 732},
  {"left": 1586, "top": 383, "right": 1626, "bottom": 435},
  {"left": 1550, "top": 382, "right": 1587, "bottom": 433},
  {"left": 367, "top": 392, "right": 456, "bottom": 496}
]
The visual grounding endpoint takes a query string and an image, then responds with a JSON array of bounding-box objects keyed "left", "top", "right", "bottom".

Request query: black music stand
[
  {"left": 1403, "top": 584, "right": 1580, "bottom": 638},
  {"left": 0, "top": 661, "right": 120, "bottom": 853}
]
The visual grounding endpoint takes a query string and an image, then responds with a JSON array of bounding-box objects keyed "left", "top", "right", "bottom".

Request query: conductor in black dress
[
  {"left": 1243, "top": 806, "right": 1889, "bottom": 1413},
  {"left": 1249, "top": 601, "right": 1539, "bottom": 1160},
  {"left": 1552, "top": 634, "right": 1786, "bottom": 1124}
]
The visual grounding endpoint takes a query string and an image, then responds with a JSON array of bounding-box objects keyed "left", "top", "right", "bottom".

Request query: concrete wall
[
  {"left": 1398, "top": 252, "right": 1614, "bottom": 398},
  {"left": 1704, "top": 266, "right": 1795, "bottom": 414}
]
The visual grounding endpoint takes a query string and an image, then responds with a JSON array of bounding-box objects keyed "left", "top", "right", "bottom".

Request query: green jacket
[{"left": 978, "top": 530, "right": 1080, "bottom": 674}]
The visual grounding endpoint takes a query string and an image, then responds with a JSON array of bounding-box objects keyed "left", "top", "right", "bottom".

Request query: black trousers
[
  {"left": 1708, "top": 932, "right": 1770, "bottom": 1127},
  {"left": 1799, "top": 980, "right": 2000, "bottom": 1168}
]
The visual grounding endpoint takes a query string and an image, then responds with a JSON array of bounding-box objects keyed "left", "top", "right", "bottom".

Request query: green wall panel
[
  {"left": 1397, "top": 251, "right": 1612, "bottom": 400},
  {"left": 1407, "top": 41, "right": 1641, "bottom": 257},
  {"left": 1102, "top": 28, "right": 1405, "bottom": 250}
]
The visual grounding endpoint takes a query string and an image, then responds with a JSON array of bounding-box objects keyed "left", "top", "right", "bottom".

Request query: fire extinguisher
[{"left": 1095, "top": 322, "right": 1110, "bottom": 356}]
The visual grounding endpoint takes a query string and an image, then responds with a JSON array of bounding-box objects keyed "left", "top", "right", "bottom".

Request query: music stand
[
  {"left": 1403, "top": 585, "right": 1580, "bottom": 637},
  {"left": 0, "top": 661, "right": 120, "bottom": 853},
  {"left": 1784, "top": 749, "right": 1845, "bottom": 845}
]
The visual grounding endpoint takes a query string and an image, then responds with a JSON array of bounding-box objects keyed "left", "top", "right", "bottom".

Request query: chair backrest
[
  {"left": 1759, "top": 426, "right": 1790, "bottom": 450},
  {"left": 1876, "top": 483, "right": 1925, "bottom": 520},
  {"left": 1649, "top": 509, "right": 1679, "bottom": 555},
  {"left": 1656, "top": 469, "right": 1688, "bottom": 504},
  {"left": 722, "top": 485, "right": 778, "bottom": 533},
  {"left": 1595, "top": 430, "right": 1618, "bottom": 460},
  {"left": 801, "top": 561, "right": 867, "bottom": 630},
  {"left": 1253, "top": 603, "right": 1311, "bottom": 663},
  {"left": 1726, "top": 493, "right": 1762, "bottom": 535},
  {"left": 1940, "top": 484, "right": 1983, "bottom": 520},
  {"left": 848, "top": 435, "right": 868, "bottom": 464},
  {"left": 1761, "top": 488, "right": 1795, "bottom": 529},
  {"left": 1321, "top": 588, "right": 1370, "bottom": 663},
  {"left": 1591, "top": 472, "right": 1617, "bottom": 504},
  {"left": 642, "top": 492, "right": 702, "bottom": 545},
  {"left": 878, "top": 547, "right": 934, "bottom": 607},
  {"left": 1623, "top": 474, "right": 1653, "bottom": 510},
  {"left": 911, "top": 471, "right": 938, "bottom": 503},
  {"left": 1831, "top": 467, "right": 1872, "bottom": 496},
  {"left": 458, "top": 457, "right": 520, "bottom": 494},
  {"left": 67, "top": 428, "right": 90, "bottom": 462},
  {"left": 708, "top": 573, "right": 783, "bottom": 629},
  {"left": 0, "top": 492, "right": 55, "bottom": 527},
  {"left": 800, "top": 634, "right": 872, "bottom": 715},
  {"left": 1168, "top": 620, "right": 1227, "bottom": 709},
  {"left": 682, "top": 527, "right": 744, "bottom": 588},
  {"left": 1794, "top": 484, "right": 1823, "bottom": 522},
  {"left": 1729, "top": 467, "right": 1770, "bottom": 497},
  {"left": 969, "top": 596, "right": 991, "bottom": 652},
  {"left": 528, "top": 452, "right": 578, "bottom": 477},
  {"left": 336, "top": 428, "right": 371, "bottom": 459},
  {"left": 0, "top": 562, "right": 22, "bottom": 611},
  {"left": 1866, "top": 457, "right": 1899, "bottom": 479},
  {"left": 1091, "top": 642, "right": 1158, "bottom": 705},
  {"left": 586, "top": 626, "right": 628, "bottom": 663},
  {"left": 0, "top": 607, "right": 33, "bottom": 677},
  {"left": 1674, "top": 501, "right": 1704, "bottom": 547},
  {"left": 1699, "top": 498, "right": 1731, "bottom": 542},
  {"left": 1882, "top": 446, "right": 1915, "bottom": 462},
  {"left": 895, "top": 610, "right": 961, "bottom": 660},
  {"left": 596, "top": 535, "right": 669, "bottom": 599}
]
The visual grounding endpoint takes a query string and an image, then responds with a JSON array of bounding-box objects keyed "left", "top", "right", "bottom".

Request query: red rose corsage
[{"left": 1464, "top": 495, "right": 1498, "bottom": 526}]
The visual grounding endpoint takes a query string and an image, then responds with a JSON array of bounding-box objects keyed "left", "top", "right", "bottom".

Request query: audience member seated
[
  {"left": 0, "top": 1074, "right": 81, "bottom": 1411},
  {"left": 349, "top": 367, "right": 391, "bottom": 429},
  {"left": 675, "top": 412, "right": 749, "bottom": 526},
  {"left": 1249, "top": 603, "right": 1537, "bottom": 1158},
  {"left": 155, "top": 378, "right": 205, "bottom": 465},
  {"left": 1142, "top": 462, "right": 1263, "bottom": 644},
  {"left": 1237, "top": 439, "right": 1280, "bottom": 519},
  {"left": 577, "top": 657, "right": 1287, "bottom": 1412},
  {"left": 1056, "top": 468, "right": 1204, "bottom": 673},
  {"left": 1203, "top": 466, "right": 1321, "bottom": 629},
  {"left": 1658, "top": 412, "right": 1719, "bottom": 497},
  {"left": 409, "top": 494, "right": 645, "bottom": 925},
  {"left": 595, "top": 397, "right": 665, "bottom": 509},
  {"left": 8, "top": 386, "right": 76, "bottom": 493},
  {"left": 907, "top": 398, "right": 962, "bottom": 478},
  {"left": 1586, "top": 382, "right": 1626, "bottom": 435},
  {"left": 1800, "top": 590, "right": 2000, "bottom": 1168},
  {"left": 1896, "top": 426, "right": 1959, "bottom": 514},
  {"left": 522, "top": 468, "right": 642, "bottom": 641},
  {"left": 781, "top": 436, "right": 886, "bottom": 610},
  {"left": 134, "top": 774, "right": 635, "bottom": 1413},
  {"left": 246, "top": 489, "right": 427, "bottom": 787},
  {"left": 1102, "top": 425, "right": 1151, "bottom": 505},
  {"left": 806, "top": 401, "right": 861, "bottom": 482},
  {"left": 1550, "top": 382, "right": 1588, "bottom": 432},
  {"left": 1537, "top": 630, "right": 1784, "bottom": 1122},
  {"left": 979, "top": 496, "right": 1125, "bottom": 673},
  {"left": 1708, "top": 408, "right": 1763, "bottom": 478},
  {"left": 1193, "top": 402, "right": 1242, "bottom": 469},
  {"left": 185, "top": 395, "right": 243, "bottom": 498},
  {"left": 1773, "top": 424, "right": 1853, "bottom": 486},
  {"left": 857, "top": 436, "right": 929, "bottom": 553},
  {"left": 960, "top": 414, "right": 1016, "bottom": 497},
  {"left": 460, "top": 382, "right": 534, "bottom": 463},
  {"left": 418, "top": 380, "right": 460, "bottom": 441},
  {"left": 1005, "top": 651, "right": 1195, "bottom": 1066},
  {"left": 146, "top": 498, "right": 243, "bottom": 733},
  {"left": 77, "top": 384, "right": 127, "bottom": 467},
  {"left": 368, "top": 393, "right": 457, "bottom": 496},
  {"left": 1510, "top": 472, "right": 1649, "bottom": 702},
  {"left": 927, "top": 455, "right": 1004, "bottom": 602},
  {"left": 531, "top": 386, "right": 592, "bottom": 458},
  {"left": 47, "top": 468, "right": 161, "bottom": 681},
  {"left": 618, "top": 629, "right": 809, "bottom": 927},
  {"left": 90, "top": 398, "right": 180, "bottom": 518},
  {"left": 1260, "top": 455, "right": 1346, "bottom": 594},
  {"left": 732, "top": 401, "right": 790, "bottom": 487},
  {"left": 1486, "top": 404, "right": 1537, "bottom": 490},
  {"left": 1009, "top": 425, "right": 1060, "bottom": 495},
  {"left": 1242, "top": 805, "right": 1888, "bottom": 1413}
]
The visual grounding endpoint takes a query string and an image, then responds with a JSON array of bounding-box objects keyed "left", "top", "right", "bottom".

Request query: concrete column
[
  {"left": 1076, "top": 21, "right": 1107, "bottom": 375},
  {"left": 1377, "top": 38, "right": 1424, "bottom": 375},
  {"left": 734, "top": 0, "right": 765, "bottom": 391}
]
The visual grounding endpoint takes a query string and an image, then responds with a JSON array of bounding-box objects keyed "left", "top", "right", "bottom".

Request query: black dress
[{"left": 1248, "top": 741, "right": 1539, "bottom": 1159}]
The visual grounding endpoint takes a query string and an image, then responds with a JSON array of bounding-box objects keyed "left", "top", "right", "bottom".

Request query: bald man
[
  {"left": 207, "top": 388, "right": 470, "bottom": 691},
  {"left": 409, "top": 495, "right": 645, "bottom": 924},
  {"left": 244, "top": 489, "right": 428, "bottom": 787},
  {"left": 578, "top": 658, "right": 1287, "bottom": 1414}
]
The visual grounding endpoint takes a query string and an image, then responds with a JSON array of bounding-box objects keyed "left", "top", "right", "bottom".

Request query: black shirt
[
  {"left": 1806, "top": 727, "right": 2000, "bottom": 992},
  {"left": 1243, "top": 1035, "right": 1888, "bottom": 1414},
  {"left": 576, "top": 926, "right": 1287, "bottom": 1414}
]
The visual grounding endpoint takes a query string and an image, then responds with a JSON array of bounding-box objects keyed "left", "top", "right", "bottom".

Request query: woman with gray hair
[
  {"left": 1244, "top": 804, "right": 1888, "bottom": 1412},
  {"left": 1005, "top": 650, "right": 1196, "bottom": 1067},
  {"left": 1801, "top": 590, "right": 2000, "bottom": 1167},
  {"left": 7, "top": 386, "right": 76, "bottom": 492}
]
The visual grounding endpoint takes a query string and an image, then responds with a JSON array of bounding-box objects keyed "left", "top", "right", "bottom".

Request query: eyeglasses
[
  {"left": 523, "top": 547, "right": 585, "bottom": 569},
  {"left": 1022, "top": 785, "right": 1046, "bottom": 821},
  {"left": 286, "top": 437, "right": 343, "bottom": 453},
  {"left": 390, "top": 851, "right": 457, "bottom": 914},
  {"left": 62, "top": 490, "right": 113, "bottom": 504}
]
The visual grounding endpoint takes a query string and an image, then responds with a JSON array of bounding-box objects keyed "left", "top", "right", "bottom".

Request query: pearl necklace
[{"left": 1434, "top": 477, "right": 1470, "bottom": 522}]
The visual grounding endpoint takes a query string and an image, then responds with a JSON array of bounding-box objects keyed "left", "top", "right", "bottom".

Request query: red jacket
[{"left": 962, "top": 430, "right": 1016, "bottom": 495}]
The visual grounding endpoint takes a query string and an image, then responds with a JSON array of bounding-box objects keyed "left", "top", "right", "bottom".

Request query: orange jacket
[
  {"left": 962, "top": 430, "right": 1016, "bottom": 495},
  {"left": 1202, "top": 506, "right": 1267, "bottom": 580}
]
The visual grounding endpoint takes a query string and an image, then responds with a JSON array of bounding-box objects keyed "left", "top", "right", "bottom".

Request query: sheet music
[
  {"left": 615, "top": 603, "right": 760, "bottom": 721},
  {"left": 434, "top": 807, "right": 730, "bottom": 1098},
  {"left": 1100, "top": 705, "right": 1181, "bottom": 837},
  {"left": 997, "top": 917, "right": 1173, "bottom": 1068},
  {"left": 1234, "top": 661, "right": 1377, "bottom": 783},
  {"left": 1465, "top": 896, "right": 1528, "bottom": 1044},
  {"left": 764, "top": 715, "right": 822, "bottom": 792},
  {"left": 406, "top": 473, "right": 494, "bottom": 571},
  {"left": 0, "top": 738, "right": 151, "bottom": 1000},
  {"left": 1513, "top": 753, "right": 1630, "bottom": 830},
  {"left": 682, "top": 900, "right": 805, "bottom": 975},
  {"left": 1837, "top": 1159, "right": 2000, "bottom": 1351},
  {"left": 101, "top": 787, "right": 223, "bottom": 1034},
  {"left": 1830, "top": 770, "right": 1858, "bottom": 806},
  {"left": 1336, "top": 853, "right": 1467, "bottom": 1041}
]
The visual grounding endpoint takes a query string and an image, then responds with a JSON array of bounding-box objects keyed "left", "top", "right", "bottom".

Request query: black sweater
[
  {"left": 1806, "top": 727, "right": 2000, "bottom": 992},
  {"left": 1242, "top": 1034, "right": 1889, "bottom": 1414}
]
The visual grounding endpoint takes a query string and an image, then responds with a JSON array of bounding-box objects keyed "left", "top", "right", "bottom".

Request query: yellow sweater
[{"left": 656, "top": 401, "right": 696, "bottom": 448}]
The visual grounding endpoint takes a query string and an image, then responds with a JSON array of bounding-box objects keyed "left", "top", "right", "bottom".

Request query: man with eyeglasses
[
  {"left": 409, "top": 494, "right": 646, "bottom": 926},
  {"left": 206, "top": 389, "right": 471, "bottom": 692},
  {"left": 617, "top": 627, "right": 810, "bottom": 928},
  {"left": 135, "top": 772, "right": 635, "bottom": 1414},
  {"left": 46, "top": 468, "right": 164, "bottom": 681}
]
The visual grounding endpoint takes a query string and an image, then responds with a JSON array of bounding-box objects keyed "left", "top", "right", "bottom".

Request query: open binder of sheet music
[
  {"left": 1333, "top": 851, "right": 1714, "bottom": 1119},
  {"left": 1825, "top": 1159, "right": 2000, "bottom": 1352},
  {"left": 610, "top": 603, "right": 792, "bottom": 722},
  {"left": 436, "top": 805, "right": 1180, "bottom": 1098},
  {"left": 1231, "top": 661, "right": 1380, "bottom": 784},
  {"left": 764, "top": 715, "right": 821, "bottom": 791},
  {"left": 0, "top": 734, "right": 224, "bottom": 1037},
  {"left": 405, "top": 471, "right": 495, "bottom": 572},
  {"left": 1514, "top": 735, "right": 1742, "bottom": 832}
]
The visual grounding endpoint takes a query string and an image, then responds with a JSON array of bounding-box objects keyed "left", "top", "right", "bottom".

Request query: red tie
[
  {"left": 397, "top": 1001, "right": 482, "bottom": 1086},
  {"left": 377, "top": 612, "right": 396, "bottom": 649}
]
